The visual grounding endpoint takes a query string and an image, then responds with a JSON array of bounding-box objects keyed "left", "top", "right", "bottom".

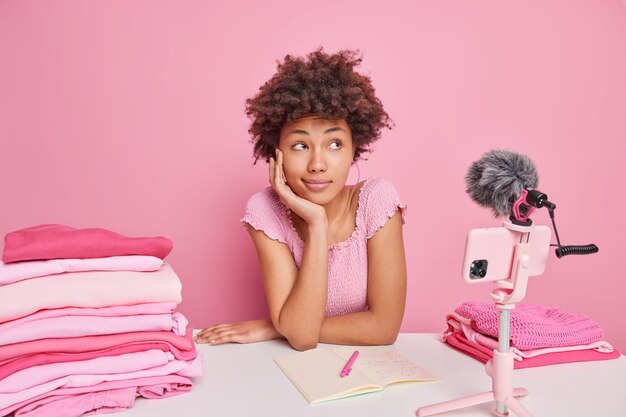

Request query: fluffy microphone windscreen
[{"left": 465, "top": 149, "right": 538, "bottom": 217}]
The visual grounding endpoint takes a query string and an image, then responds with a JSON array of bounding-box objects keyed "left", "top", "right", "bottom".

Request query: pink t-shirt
[{"left": 241, "top": 177, "right": 406, "bottom": 317}]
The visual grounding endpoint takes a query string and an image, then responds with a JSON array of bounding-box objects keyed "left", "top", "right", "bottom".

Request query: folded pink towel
[
  {"left": 3, "top": 224, "right": 173, "bottom": 263},
  {"left": 455, "top": 301, "right": 604, "bottom": 350}
]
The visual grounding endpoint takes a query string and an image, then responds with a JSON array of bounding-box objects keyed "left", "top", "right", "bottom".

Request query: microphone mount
[{"left": 511, "top": 189, "right": 599, "bottom": 258}]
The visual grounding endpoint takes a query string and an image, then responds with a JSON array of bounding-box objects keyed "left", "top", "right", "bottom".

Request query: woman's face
[{"left": 278, "top": 116, "right": 354, "bottom": 206}]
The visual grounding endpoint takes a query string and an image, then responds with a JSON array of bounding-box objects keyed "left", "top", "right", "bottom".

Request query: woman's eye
[
  {"left": 292, "top": 143, "right": 307, "bottom": 151},
  {"left": 329, "top": 140, "right": 342, "bottom": 150}
]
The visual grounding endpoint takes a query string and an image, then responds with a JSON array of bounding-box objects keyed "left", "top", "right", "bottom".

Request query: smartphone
[{"left": 462, "top": 225, "right": 551, "bottom": 283}]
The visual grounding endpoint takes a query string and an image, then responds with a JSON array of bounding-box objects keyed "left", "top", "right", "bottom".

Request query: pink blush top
[{"left": 241, "top": 177, "right": 406, "bottom": 317}]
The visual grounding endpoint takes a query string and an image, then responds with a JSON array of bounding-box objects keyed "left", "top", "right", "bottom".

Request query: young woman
[{"left": 195, "top": 49, "right": 407, "bottom": 350}]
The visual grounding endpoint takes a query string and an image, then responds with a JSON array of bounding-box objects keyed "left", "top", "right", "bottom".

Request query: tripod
[{"left": 417, "top": 220, "right": 539, "bottom": 417}]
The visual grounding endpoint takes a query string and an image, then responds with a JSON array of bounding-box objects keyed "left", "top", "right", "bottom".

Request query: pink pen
[{"left": 340, "top": 350, "right": 359, "bottom": 377}]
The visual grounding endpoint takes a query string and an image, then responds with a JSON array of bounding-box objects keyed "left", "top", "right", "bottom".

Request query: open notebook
[{"left": 274, "top": 346, "right": 439, "bottom": 404}]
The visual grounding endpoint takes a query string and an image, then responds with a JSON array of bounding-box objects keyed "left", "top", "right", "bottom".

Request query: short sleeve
[
  {"left": 360, "top": 178, "right": 407, "bottom": 239},
  {"left": 240, "top": 188, "right": 289, "bottom": 244}
]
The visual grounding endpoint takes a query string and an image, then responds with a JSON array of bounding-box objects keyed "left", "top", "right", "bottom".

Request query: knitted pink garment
[
  {"left": 3, "top": 224, "right": 173, "bottom": 263},
  {"left": 241, "top": 177, "right": 406, "bottom": 317},
  {"left": 455, "top": 301, "right": 604, "bottom": 350}
]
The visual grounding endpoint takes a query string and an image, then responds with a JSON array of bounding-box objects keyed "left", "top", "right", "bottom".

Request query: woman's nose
[{"left": 307, "top": 150, "right": 327, "bottom": 173}]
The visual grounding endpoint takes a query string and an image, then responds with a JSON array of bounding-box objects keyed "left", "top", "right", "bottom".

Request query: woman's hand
[
  {"left": 270, "top": 149, "right": 326, "bottom": 227},
  {"left": 194, "top": 319, "right": 282, "bottom": 345}
]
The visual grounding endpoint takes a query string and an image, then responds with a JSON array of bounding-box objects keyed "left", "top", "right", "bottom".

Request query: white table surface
[{"left": 120, "top": 333, "right": 626, "bottom": 417}]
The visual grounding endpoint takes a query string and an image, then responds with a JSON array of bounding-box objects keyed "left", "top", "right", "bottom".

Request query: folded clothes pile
[
  {"left": 442, "top": 301, "right": 620, "bottom": 368},
  {"left": 0, "top": 224, "right": 202, "bottom": 417}
]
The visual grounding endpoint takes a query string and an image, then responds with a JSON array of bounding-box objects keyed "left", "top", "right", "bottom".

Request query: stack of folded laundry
[
  {"left": 442, "top": 301, "right": 621, "bottom": 368},
  {"left": 0, "top": 224, "right": 202, "bottom": 417}
]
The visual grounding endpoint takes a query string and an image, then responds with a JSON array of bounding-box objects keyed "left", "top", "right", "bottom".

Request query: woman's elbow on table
[
  {"left": 371, "top": 318, "right": 401, "bottom": 345},
  {"left": 274, "top": 320, "right": 319, "bottom": 351},
  {"left": 379, "top": 329, "right": 400, "bottom": 345},
  {"left": 287, "top": 335, "right": 318, "bottom": 351}
]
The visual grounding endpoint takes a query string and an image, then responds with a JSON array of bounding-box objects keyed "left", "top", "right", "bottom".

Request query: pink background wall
[{"left": 1, "top": 1, "right": 625, "bottom": 351}]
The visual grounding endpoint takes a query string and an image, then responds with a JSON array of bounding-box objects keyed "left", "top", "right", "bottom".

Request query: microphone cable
[{"left": 547, "top": 206, "right": 599, "bottom": 258}]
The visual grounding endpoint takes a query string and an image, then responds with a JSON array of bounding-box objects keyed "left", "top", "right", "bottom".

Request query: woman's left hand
[
  {"left": 270, "top": 149, "right": 327, "bottom": 227},
  {"left": 194, "top": 319, "right": 282, "bottom": 345}
]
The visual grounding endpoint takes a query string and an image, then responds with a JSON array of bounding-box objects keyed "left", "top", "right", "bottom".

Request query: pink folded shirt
[
  {"left": 2, "top": 374, "right": 193, "bottom": 417},
  {"left": 3, "top": 224, "right": 173, "bottom": 263},
  {"left": 0, "top": 264, "right": 181, "bottom": 323},
  {"left": 0, "top": 302, "right": 177, "bottom": 333},
  {"left": 0, "top": 349, "right": 174, "bottom": 393},
  {"left": 0, "top": 312, "right": 188, "bottom": 346},
  {"left": 0, "top": 330, "right": 194, "bottom": 363},
  {"left": 0, "top": 255, "right": 163, "bottom": 286},
  {"left": 0, "top": 331, "right": 197, "bottom": 380}
]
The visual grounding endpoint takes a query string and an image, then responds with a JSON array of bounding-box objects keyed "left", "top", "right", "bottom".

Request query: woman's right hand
[
  {"left": 270, "top": 149, "right": 327, "bottom": 227},
  {"left": 194, "top": 319, "right": 282, "bottom": 345}
]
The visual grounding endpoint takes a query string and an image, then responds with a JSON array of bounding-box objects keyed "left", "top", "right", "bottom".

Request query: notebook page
[
  {"left": 334, "top": 346, "right": 439, "bottom": 387},
  {"left": 274, "top": 348, "right": 381, "bottom": 404}
]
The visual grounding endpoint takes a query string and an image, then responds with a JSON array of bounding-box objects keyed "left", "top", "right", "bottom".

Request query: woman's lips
[{"left": 303, "top": 179, "right": 331, "bottom": 191}]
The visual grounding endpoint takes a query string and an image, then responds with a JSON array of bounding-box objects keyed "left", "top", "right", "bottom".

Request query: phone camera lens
[{"left": 470, "top": 259, "right": 488, "bottom": 280}]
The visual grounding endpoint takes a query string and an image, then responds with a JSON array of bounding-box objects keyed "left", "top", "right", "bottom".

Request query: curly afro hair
[{"left": 245, "top": 48, "right": 393, "bottom": 162}]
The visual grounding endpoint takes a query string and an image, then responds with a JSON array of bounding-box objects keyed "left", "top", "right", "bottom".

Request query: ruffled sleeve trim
[
  {"left": 240, "top": 188, "right": 289, "bottom": 245},
  {"left": 359, "top": 177, "right": 407, "bottom": 240}
]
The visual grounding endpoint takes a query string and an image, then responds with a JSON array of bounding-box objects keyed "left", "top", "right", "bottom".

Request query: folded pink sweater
[
  {"left": 13, "top": 382, "right": 193, "bottom": 417},
  {"left": 444, "top": 330, "right": 621, "bottom": 369},
  {"left": 0, "top": 353, "right": 202, "bottom": 410},
  {"left": 2, "top": 374, "right": 193, "bottom": 417},
  {"left": 14, "top": 387, "right": 137, "bottom": 417},
  {"left": 3, "top": 224, "right": 173, "bottom": 263},
  {"left": 444, "top": 313, "right": 614, "bottom": 360},
  {"left": 455, "top": 301, "right": 604, "bottom": 350}
]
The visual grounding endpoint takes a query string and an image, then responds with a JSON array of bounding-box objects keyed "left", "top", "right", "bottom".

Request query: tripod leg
[
  {"left": 504, "top": 396, "right": 533, "bottom": 417},
  {"left": 512, "top": 388, "right": 529, "bottom": 398},
  {"left": 416, "top": 391, "right": 495, "bottom": 417}
]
